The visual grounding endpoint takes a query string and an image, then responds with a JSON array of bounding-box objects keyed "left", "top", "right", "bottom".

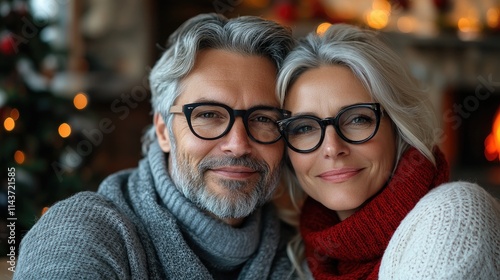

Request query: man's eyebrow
[
  {"left": 188, "top": 98, "right": 222, "bottom": 104},
  {"left": 185, "top": 98, "right": 279, "bottom": 108}
]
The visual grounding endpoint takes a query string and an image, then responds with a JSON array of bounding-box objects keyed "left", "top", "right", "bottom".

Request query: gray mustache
[{"left": 198, "top": 156, "right": 269, "bottom": 174}]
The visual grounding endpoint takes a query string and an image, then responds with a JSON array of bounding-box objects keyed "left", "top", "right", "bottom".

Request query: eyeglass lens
[{"left": 283, "top": 105, "right": 379, "bottom": 152}]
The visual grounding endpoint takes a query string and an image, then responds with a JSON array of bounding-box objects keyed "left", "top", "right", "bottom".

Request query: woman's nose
[{"left": 321, "top": 125, "right": 349, "bottom": 158}]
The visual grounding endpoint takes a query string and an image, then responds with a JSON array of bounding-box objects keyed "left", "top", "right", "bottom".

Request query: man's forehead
[
  {"left": 190, "top": 49, "right": 276, "bottom": 76},
  {"left": 173, "top": 49, "right": 279, "bottom": 107}
]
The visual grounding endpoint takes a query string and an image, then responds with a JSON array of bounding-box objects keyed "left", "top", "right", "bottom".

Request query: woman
[{"left": 277, "top": 23, "right": 500, "bottom": 279}]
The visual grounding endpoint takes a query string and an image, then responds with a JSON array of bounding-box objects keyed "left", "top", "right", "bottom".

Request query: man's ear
[{"left": 154, "top": 113, "right": 171, "bottom": 152}]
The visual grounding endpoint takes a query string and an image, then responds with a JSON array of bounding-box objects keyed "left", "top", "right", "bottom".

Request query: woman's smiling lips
[
  {"left": 209, "top": 166, "right": 258, "bottom": 179},
  {"left": 318, "top": 168, "right": 362, "bottom": 183}
]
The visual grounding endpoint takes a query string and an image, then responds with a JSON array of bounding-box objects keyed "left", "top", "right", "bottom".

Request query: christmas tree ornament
[{"left": 0, "top": 32, "right": 16, "bottom": 55}]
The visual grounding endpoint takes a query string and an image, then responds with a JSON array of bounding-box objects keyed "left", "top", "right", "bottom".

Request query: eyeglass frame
[
  {"left": 169, "top": 102, "right": 292, "bottom": 144},
  {"left": 277, "top": 103, "right": 382, "bottom": 153}
]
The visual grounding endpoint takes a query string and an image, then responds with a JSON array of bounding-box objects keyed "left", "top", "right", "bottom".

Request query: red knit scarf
[{"left": 300, "top": 147, "right": 449, "bottom": 280}]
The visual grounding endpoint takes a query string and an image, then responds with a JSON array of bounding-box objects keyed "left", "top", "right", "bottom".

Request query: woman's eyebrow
[{"left": 288, "top": 102, "right": 368, "bottom": 117}]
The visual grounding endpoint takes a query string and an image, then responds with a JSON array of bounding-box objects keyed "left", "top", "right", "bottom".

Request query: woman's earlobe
[{"left": 154, "top": 113, "right": 171, "bottom": 152}]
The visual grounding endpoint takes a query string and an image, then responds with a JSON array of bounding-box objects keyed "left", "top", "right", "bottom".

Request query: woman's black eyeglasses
[{"left": 278, "top": 103, "right": 382, "bottom": 153}]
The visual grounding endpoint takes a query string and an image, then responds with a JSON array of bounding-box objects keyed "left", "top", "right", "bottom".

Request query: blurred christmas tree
[{"left": 0, "top": 0, "right": 99, "bottom": 256}]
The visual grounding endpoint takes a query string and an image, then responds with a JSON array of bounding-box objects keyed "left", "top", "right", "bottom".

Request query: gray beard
[{"left": 168, "top": 143, "right": 282, "bottom": 219}]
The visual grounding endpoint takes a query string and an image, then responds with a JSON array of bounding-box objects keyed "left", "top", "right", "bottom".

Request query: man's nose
[{"left": 220, "top": 117, "right": 252, "bottom": 157}]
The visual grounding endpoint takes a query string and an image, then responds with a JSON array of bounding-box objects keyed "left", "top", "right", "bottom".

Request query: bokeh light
[
  {"left": 316, "top": 22, "right": 332, "bottom": 35},
  {"left": 14, "top": 150, "right": 25, "bottom": 164},
  {"left": 397, "top": 16, "right": 416, "bottom": 33},
  {"left": 58, "top": 123, "right": 72, "bottom": 138},
  {"left": 10, "top": 108, "right": 20, "bottom": 120},
  {"left": 487, "top": 8, "right": 499, "bottom": 28},
  {"left": 4, "top": 117, "right": 15, "bottom": 131},
  {"left": 73, "top": 92, "right": 88, "bottom": 110}
]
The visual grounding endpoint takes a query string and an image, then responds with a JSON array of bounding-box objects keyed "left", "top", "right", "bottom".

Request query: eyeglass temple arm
[{"left": 169, "top": 105, "right": 183, "bottom": 114}]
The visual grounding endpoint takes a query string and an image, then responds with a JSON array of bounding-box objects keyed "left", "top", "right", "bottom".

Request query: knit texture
[
  {"left": 379, "top": 181, "right": 500, "bottom": 279},
  {"left": 14, "top": 142, "right": 296, "bottom": 279},
  {"left": 300, "top": 147, "right": 449, "bottom": 280}
]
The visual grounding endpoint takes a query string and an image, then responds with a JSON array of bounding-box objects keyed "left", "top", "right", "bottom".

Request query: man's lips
[
  {"left": 318, "top": 168, "right": 362, "bottom": 183},
  {"left": 209, "top": 166, "right": 258, "bottom": 179}
]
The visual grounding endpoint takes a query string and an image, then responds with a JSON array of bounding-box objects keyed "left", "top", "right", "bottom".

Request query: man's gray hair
[{"left": 142, "top": 13, "right": 295, "bottom": 154}]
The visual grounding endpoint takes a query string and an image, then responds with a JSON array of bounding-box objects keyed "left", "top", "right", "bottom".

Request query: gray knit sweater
[{"left": 14, "top": 143, "right": 296, "bottom": 279}]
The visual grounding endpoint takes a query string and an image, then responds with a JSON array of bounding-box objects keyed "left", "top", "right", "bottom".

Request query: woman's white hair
[
  {"left": 278, "top": 23, "right": 438, "bottom": 164},
  {"left": 277, "top": 23, "right": 440, "bottom": 278}
]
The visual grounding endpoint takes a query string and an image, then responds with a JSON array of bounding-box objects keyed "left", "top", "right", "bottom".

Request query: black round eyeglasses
[
  {"left": 277, "top": 103, "right": 382, "bottom": 153},
  {"left": 170, "top": 102, "right": 291, "bottom": 144}
]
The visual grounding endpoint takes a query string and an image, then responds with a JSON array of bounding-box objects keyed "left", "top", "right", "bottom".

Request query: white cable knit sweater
[{"left": 379, "top": 182, "right": 500, "bottom": 279}]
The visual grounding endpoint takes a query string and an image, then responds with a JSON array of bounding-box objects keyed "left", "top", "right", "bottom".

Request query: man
[{"left": 14, "top": 13, "right": 296, "bottom": 279}]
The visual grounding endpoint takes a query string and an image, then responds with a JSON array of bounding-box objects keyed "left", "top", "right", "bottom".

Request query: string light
[
  {"left": 316, "top": 22, "right": 332, "bottom": 35},
  {"left": 58, "top": 123, "right": 71, "bottom": 138},
  {"left": 364, "top": 0, "right": 391, "bottom": 30},
  {"left": 73, "top": 92, "right": 88, "bottom": 110},
  {"left": 487, "top": 8, "right": 499, "bottom": 29},
  {"left": 366, "top": 9, "right": 389, "bottom": 29},
  {"left": 10, "top": 108, "right": 20, "bottom": 120},
  {"left": 14, "top": 150, "right": 25, "bottom": 164},
  {"left": 458, "top": 17, "right": 480, "bottom": 33},
  {"left": 397, "top": 16, "right": 416, "bottom": 33},
  {"left": 4, "top": 117, "right": 15, "bottom": 131}
]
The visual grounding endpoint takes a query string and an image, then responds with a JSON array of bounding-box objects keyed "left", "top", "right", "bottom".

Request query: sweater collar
[{"left": 148, "top": 142, "right": 262, "bottom": 269}]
